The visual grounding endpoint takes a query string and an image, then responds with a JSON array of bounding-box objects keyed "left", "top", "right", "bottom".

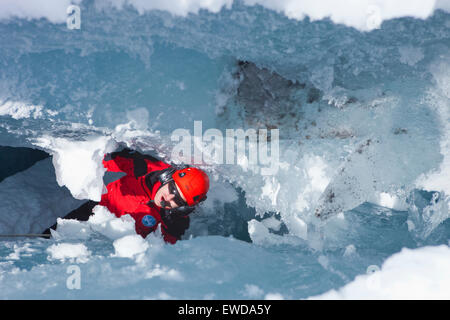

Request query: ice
[
  {"left": 247, "top": 219, "right": 302, "bottom": 246},
  {"left": 0, "top": 0, "right": 82, "bottom": 23},
  {"left": 398, "top": 46, "right": 425, "bottom": 66},
  {"left": 145, "top": 264, "right": 184, "bottom": 282},
  {"left": 50, "top": 204, "right": 138, "bottom": 241},
  {"left": 50, "top": 218, "right": 92, "bottom": 241},
  {"left": 416, "top": 58, "right": 450, "bottom": 195},
  {"left": 242, "top": 284, "right": 264, "bottom": 298},
  {"left": 247, "top": 0, "right": 447, "bottom": 30},
  {"left": 33, "top": 135, "right": 117, "bottom": 201},
  {"left": 88, "top": 205, "right": 137, "bottom": 240},
  {"left": 0, "top": 101, "right": 43, "bottom": 120},
  {"left": 312, "top": 245, "right": 450, "bottom": 299},
  {"left": 0, "top": 0, "right": 449, "bottom": 299},
  {"left": 2, "top": 0, "right": 448, "bottom": 32},
  {"left": 260, "top": 216, "right": 281, "bottom": 232},
  {"left": 99, "top": 0, "right": 233, "bottom": 17},
  {"left": 371, "top": 192, "right": 408, "bottom": 211},
  {"left": 0, "top": 157, "right": 83, "bottom": 234},
  {"left": 47, "top": 243, "right": 91, "bottom": 264},
  {"left": 264, "top": 292, "right": 284, "bottom": 300},
  {"left": 6, "top": 243, "right": 36, "bottom": 260},
  {"left": 406, "top": 190, "right": 450, "bottom": 240},
  {"left": 112, "top": 235, "right": 149, "bottom": 260}
]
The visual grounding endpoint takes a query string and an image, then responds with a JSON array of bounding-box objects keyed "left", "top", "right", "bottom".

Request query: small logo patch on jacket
[{"left": 142, "top": 215, "right": 156, "bottom": 227}]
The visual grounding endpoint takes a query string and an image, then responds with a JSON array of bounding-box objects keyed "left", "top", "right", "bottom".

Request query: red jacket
[{"left": 99, "top": 150, "right": 189, "bottom": 244}]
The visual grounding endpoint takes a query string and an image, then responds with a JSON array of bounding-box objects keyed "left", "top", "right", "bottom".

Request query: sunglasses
[{"left": 167, "top": 180, "right": 187, "bottom": 208}]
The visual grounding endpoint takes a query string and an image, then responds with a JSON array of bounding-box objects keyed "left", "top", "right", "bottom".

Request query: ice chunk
[
  {"left": 88, "top": 205, "right": 137, "bottom": 240},
  {"left": 264, "top": 292, "right": 284, "bottom": 300},
  {"left": 51, "top": 218, "right": 92, "bottom": 241},
  {"left": 0, "top": 101, "right": 43, "bottom": 120},
  {"left": 248, "top": 219, "right": 302, "bottom": 246},
  {"left": 33, "top": 135, "right": 117, "bottom": 201},
  {"left": 283, "top": 215, "right": 308, "bottom": 240},
  {"left": 47, "top": 243, "right": 91, "bottom": 264},
  {"left": 261, "top": 216, "right": 281, "bottom": 232},
  {"left": 112, "top": 235, "right": 149, "bottom": 260}
]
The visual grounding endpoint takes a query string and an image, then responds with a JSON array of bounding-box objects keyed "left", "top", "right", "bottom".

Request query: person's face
[{"left": 153, "top": 181, "right": 186, "bottom": 209}]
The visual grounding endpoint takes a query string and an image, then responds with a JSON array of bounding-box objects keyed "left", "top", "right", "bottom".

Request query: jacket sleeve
[
  {"left": 144, "top": 157, "right": 171, "bottom": 174},
  {"left": 102, "top": 149, "right": 136, "bottom": 175},
  {"left": 128, "top": 205, "right": 190, "bottom": 244},
  {"left": 103, "top": 148, "right": 170, "bottom": 178},
  {"left": 128, "top": 208, "right": 159, "bottom": 239}
]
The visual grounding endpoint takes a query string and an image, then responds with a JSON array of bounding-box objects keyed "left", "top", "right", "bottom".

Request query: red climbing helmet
[{"left": 172, "top": 167, "right": 209, "bottom": 206}]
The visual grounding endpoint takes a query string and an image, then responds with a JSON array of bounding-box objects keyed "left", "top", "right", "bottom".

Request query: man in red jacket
[{"left": 44, "top": 148, "right": 210, "bottom": 244}]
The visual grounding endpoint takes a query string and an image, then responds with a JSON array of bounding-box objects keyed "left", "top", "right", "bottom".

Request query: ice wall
[
  {"left": 0, "top": 0, "right": 449, "bottom": 242},
  {"left": 2, "top": 0, "right": 449, "bottom": 30},
  {"left": 0, "top": 157, "right": 83, "bottom": 234}
]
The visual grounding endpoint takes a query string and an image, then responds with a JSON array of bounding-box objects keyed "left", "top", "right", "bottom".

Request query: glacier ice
[{"left": 0, "top": 0, "right": 449, "bottom": 299}]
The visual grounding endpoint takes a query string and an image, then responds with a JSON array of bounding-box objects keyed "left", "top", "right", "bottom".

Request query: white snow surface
[
  {"left": 47, "top": 243, "right": 91, "bottom": 264},
  {"left": 0, "top": 1, "right": 448, "bottom": 300},
  {"left": 312, "top": 245, "right": 450, "bottom": 299},
  {"left": 34, "top": 135, "right": 117, "bottom": 201}
]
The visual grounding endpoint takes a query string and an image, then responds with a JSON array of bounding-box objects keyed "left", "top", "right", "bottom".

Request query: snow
[
  {"left": 312, "top": 245, "right": 450, "bottom": 299},
  {"left": 50, "top": 204, "right": 142, "bottom": 243},
  {"left": 0, "top": 0, "right": 82, "bottom": 23},
  {"left": 416, "top": 58, "right": 450, "bottom": 196},
  {"left": 33, "top": 135, "right": 117, "bottom": 201},
  {"left": 1, "top": 0, "right": 449, "bottom": 31},
  {"left": 264, "top": 292, "right": 284, "bottom": 300},
  {"left": 242, "top": 284, "right": 265, "bottom": 298},
  {"left": 398, "top": 46, "right": 425, "bottom": 66},
  {"left": 246, "top": 0, "right": 449, "bottom": 31},
  {"left": 112, "top": 235, "right": 149, "bottom": 260},
  {"left": 145, "top": 264, "right": 184, "bottom": 281},
  {"left": 0, "top": 101, "right": 43, "bottom": 120},
  {"left": 260, "top": 216, "right": 281, "bottom": 232},
  {"left": 248, "top": 219, "right": 302, "bottom": 246},
  {"left": 5, "top": 243, "right": 36, "bottom": 260},
  {"left": 47, "top": 243, "right": 91, "bottom": 264},
  {"left": 0, "top": 0, "right": 449, "bottom": 300},
  {"left": 343, "top": 244, "right": 357, "bottom": 257},
  {"left": 88, "top": 205, "right": 137, "bottom": 240},
  {"left": 100, "top": 0, "right": 233, "bottom": 17}
]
